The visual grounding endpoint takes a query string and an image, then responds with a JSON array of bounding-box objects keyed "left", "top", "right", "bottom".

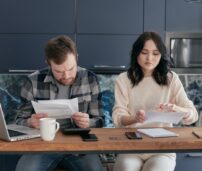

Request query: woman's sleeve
[
  {"left": 171, "top": 72, "right": 198, "bottom": 125},
  {"left": 112, "top": 74, "right": 130, "bottom": 127}
]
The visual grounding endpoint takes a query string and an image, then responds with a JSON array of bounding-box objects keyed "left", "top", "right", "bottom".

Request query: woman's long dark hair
[{"left": 127, "top": 32, "right": 172, "bottom": 87}]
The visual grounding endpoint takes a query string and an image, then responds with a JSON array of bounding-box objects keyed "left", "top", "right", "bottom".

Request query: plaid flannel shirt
[{"left": 16, "top": 66, "right": 103, "bottom": 128}]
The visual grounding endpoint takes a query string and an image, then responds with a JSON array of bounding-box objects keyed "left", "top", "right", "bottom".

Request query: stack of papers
[
  {"left": 144, "top": 110, "right": 186, "bottom": 124},
  {"left": 31, "top": 98, "right": 78, "bottom": 119},
  {"left": 137, "top": 128, "right": 179, "bottom": 138}
]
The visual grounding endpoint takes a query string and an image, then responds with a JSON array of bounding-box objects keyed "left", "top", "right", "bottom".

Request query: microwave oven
[{"left": 165, "top": 32, "right": 202, "bottom": 68}]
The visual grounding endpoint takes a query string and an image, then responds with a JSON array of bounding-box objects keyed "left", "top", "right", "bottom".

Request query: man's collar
[
  {"left": 43, "top": 66, "right": 82, "bottom": 85},
  {"left": 44, "top": 67, "right": 55, "bottom": 83}
]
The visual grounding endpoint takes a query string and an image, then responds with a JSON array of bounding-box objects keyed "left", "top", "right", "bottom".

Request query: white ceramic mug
[{"left": 39, "top": 118, "right": 60, "bottom": 141}]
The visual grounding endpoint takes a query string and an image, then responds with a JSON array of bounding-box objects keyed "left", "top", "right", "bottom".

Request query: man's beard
[{"left": 58, "top": 77, "right": 75, "bottom": 85}]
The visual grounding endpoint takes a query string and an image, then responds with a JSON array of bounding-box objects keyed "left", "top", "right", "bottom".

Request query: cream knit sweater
[{"left": 113, "top": 71, "right": 198, "bottom": 128}]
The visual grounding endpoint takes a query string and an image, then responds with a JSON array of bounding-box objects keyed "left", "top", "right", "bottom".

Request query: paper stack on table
[
  {"left": 137, "top": 128, "right": 179, "bottom": 138},
  {"left": 144, "top": 110, "right": 186, "bottom": 124},
  {"left": 31, "top": 98, "right": 78, "bottom": 119}
]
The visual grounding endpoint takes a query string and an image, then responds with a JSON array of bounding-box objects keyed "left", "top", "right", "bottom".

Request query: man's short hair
[{"left": 45, "top": 35, "right": 77, "bottom": 64}]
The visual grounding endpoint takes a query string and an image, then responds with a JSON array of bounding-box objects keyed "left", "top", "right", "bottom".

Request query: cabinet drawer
[{"left": 175, "top": 153, "right": 202, "bottom": 171}]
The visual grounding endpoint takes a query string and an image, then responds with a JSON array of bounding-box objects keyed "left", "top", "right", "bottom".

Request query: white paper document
[
  {"left": 31, "top": 98, "right": 78, "bottom": 119},
  {"left": 144, "top": 110, "right": 186, "bottom": 124},
  {"left": 137, "top": 128, "right": 178, "bottom": 138}
]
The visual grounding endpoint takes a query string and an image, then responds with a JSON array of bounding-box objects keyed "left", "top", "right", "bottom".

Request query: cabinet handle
[
  {"left": 185, "top": 153, "right": 202, "bottom": 157},
  {"left": 8, "top": 69, "right": 36, "bottom": 73},
  {"left": 93, "top": 65, "right": 126, "bottom": 69},
  {"left": 185, "top": 0, "right": 202, "bottom": 3}
]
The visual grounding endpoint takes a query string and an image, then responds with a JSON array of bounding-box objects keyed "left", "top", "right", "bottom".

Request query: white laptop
[{"left": 0, "top": 104, "right": 40, "bottom": 141}]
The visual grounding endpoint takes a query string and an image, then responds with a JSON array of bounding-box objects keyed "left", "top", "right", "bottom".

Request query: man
[{"left": 15, "top": 35, "right": 103, "bottom": 171}]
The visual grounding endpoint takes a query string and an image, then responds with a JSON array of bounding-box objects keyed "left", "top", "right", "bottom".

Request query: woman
[{"left": 112, "top": 32, "right": 198, "bottom": 171}]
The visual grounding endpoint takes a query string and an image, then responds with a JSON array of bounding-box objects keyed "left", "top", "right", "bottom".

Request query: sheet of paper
[
  {"left": 144, "top": 110, "right": 186, "bottom": 124},
  {"left": 31, "top": 98, "right": 78, "bottom": 119},
  {"left": 137, "top": 128, "right": 178, "bottom": 138}
]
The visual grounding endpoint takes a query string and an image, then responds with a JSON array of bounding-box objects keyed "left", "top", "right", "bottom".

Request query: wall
[{"left": 0, "top": 0, "right": 202, "bottom": 72}]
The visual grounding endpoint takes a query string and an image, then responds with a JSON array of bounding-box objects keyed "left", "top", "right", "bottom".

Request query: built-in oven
[{"left": 165, "top": 32, "right": 202, "bottom": 68}]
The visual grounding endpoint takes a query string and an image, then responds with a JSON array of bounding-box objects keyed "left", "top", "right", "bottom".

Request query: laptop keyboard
[{"left": 8, "top": 129, "right": 27, "bottom": 137}]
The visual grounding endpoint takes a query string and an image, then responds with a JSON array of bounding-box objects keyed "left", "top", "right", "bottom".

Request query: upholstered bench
[{"left": 0, "top": 73, "right": 202, "bottom": 171}]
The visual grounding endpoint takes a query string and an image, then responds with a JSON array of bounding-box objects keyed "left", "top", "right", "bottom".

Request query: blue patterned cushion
[
  {"left": 186, "top": 80, "right": 202, "bottom": 111},
  {"left": 101, "top": 90, "right": 115, "bottom": 127},
  {"left": 0, "top": 87, "right": 21, "bottom": 124},
  {"left": 97, "top": 74, "right": 117, "bottom": 128}
]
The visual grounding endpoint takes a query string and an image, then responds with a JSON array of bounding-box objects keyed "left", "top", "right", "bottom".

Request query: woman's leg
[
  {"left": 142, "top": 155, "right": 176, "bottom": 171},
  {"left": 113, "top": 154, "right": 143, "bottom": 171},
  {"left": 15, "top": 154, "right": 65, "bottom": 171}
]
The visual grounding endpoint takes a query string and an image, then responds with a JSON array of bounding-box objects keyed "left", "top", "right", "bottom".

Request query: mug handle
[{"left": 55, "top": 122, "right": 60, "bottom": 133}]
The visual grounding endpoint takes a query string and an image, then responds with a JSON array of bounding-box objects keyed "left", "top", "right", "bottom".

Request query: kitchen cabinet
[
  {"left": 175, "top": 153, "right": 202, "bottom": 171},
  {"left": 0, "top": 0, "right": 75, "bottom": 73},
  {"left": 77, "top": 0, "right": 143, "bottom": 68},
  {"left": 77, "top": 0, "right": 143, "bottom": 34},
  {"left": 1, "top": 0, "right": 202, "bottom": 72},
  {"left": 0, "top": 34, "right": 75, "bottom": 72},
  {"left": 144, "top": 0, "right": 165, "bottom": 40},
  {"left": 166, "top": 0, "right": 202, "bottom": 31},
  {"left": 77, "top": 35, "right": 138, "bottom": 68},
  {"left": 0, "top": 0, "right": 75, "bottom": 34}
]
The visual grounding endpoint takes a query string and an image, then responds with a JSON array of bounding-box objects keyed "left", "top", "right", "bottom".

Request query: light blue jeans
[{"left": 15, "top": 154, "right": 103, "bottom": 171}]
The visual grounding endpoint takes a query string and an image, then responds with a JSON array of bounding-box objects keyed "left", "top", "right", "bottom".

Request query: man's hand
[
  {"left": 27, "top": 113, "right": 48, "bottom": 129},
  {"left": 71, "top": 112, "right": 90, "bottom": 128}
]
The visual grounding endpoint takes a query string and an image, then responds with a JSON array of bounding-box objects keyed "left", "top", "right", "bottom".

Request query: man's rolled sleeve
[{"left": 16, "top": 78, "right": 34, "bottom": 126}]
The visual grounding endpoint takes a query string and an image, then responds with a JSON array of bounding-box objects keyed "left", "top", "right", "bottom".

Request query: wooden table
[{"left": 1, "top": 127, "right": 202, "bottom": 154}]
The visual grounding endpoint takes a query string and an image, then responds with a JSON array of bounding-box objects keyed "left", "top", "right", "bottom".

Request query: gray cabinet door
[
  {"left": 166, "top": 0, "right": 202, "bottom": 31},
  {"left": 77, "top": 0, "right": 143, "bottom": 68},
  {"left": 77, "top": 35, "right": 139, "bottom": 68},
  {"left": 144, "top": 0, "right": 165, "bottom": 40},
  {"left": 0, "top": 0, "right": 76, "bottom": 73},
  {"left": 77, "top": 0, "right": 143, "bottom": 34},
  {"left": 0, "top": 0, "right": 75, "bottom": 33},
  {"left": 175, "top": 153, "right": 202, "bottom": 171},
  {"left": 0, "top": 34, "right": 75, "bottom": 72}
]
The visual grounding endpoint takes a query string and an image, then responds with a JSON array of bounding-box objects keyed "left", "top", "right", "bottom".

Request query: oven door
[{"left": 171, "top": 38, "right": 202, "bottom": 67}]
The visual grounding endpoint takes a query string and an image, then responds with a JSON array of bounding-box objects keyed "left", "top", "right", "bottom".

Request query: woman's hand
[
  {"left": 156, "top": 103, "right": 176, "bottom": 112},
  {"left": 133, "top": 110, "right": 146, "bottom": 123},
  {"left": 120, "top": 110, "right": 146, "bottom": 126}
]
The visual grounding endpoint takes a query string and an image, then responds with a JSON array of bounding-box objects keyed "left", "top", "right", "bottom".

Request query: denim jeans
[{"left": 15, "top": 154, "right": 103, "bottom": 171}]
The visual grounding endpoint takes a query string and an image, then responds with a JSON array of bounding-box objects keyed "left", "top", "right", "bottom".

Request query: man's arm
[
  {"left": 87, "top": 72, "right": 104, "bottom": 128},
  {"left": 71, "top": 70, "right": 104, "bottom": 128},
  {"left": 15, "top": 78, "right": 35, "bottom": 126}
]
